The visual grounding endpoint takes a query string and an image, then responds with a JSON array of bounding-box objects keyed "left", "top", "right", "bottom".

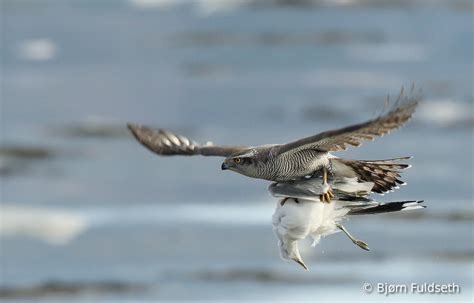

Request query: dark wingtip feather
[
  {"left": 127, "top": 123, "right": 155, "bottom": 146},
  {"left": 127, "top": 123, "right": 202, "bottom": 156}
]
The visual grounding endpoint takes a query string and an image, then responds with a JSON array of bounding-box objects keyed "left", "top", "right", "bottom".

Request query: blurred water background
[{"left": 0, "top": 0, "right": 473, "bottom": 301}]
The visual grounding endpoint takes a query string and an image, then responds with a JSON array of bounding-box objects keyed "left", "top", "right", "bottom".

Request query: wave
[
  {"left": 129, "top": 0, "right": 251, "bottom": 15},
  {"left": 79, "top": 202, "right": 274, "bottom": 226},
  {"left": 0, "top": 205, "right": 86, "bottom": 245},
  {"left": 16, "top": 39, "right": 57, "bottom": 62},
  {"left": 347, "top": 43, "right": 427, "bottom": 62},
  {"left": 303, "top": 69, "right": 403, "bottom": 89},
  {"left": 417, "top": 99, "right": 473, "bottom": 128},
  {"left": 128, "top": 0, "right": 472, "bottom": 14},
  {"left": 0, "top": 202, "right": 273, "bottom": 245},
  {"left": 2, "top": 199, "right": 471, "bottom": 245},
  {"left": 0, "top": 281, "right": 141, "bottom": 299}
]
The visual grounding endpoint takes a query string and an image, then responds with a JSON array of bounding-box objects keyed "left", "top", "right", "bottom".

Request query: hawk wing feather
[
  {"left": 127, "top": 124, "right": 248, "bottom": 157},
  {"left": 272, "top": 85, "right": 421, "bottom": 156}
]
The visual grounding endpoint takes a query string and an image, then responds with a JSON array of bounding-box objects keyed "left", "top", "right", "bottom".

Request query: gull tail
[{"left": 348, "top": 200, "right": 425, "bottom": 215}]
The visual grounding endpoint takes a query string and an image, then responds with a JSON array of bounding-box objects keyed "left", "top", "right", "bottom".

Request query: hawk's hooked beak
[{"left": 221, "top": 161, "right": 230, "bottom": 170}]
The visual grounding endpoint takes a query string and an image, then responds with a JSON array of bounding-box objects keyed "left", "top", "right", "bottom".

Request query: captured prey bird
[
  {"left": 270, "top": 177, "right": 424, "bottom": 270},
  {"left": 127, "top": 85, "right": 424, "bottom": 269}
]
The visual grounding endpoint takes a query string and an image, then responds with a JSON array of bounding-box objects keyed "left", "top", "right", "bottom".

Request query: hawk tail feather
[{"left": 333, "top": 157, "right": 412, "bottom": 194}]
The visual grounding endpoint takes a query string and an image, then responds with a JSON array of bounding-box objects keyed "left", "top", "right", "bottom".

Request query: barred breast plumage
[{"left": 256, "top": 149, "right": 330, "bottom": 181}]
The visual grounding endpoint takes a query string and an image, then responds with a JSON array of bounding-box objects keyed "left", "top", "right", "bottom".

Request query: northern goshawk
[{"left": 128, "top": 86, "right": 420, "bottom": 203}]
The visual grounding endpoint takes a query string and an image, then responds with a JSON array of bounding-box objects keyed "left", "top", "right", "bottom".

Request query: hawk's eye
[{"left": 233, "top": 157, "right": 241, "bottom": 164}]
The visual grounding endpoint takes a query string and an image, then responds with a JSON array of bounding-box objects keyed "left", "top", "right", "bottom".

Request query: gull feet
[
  {"left": 352, "top": 239, "right": 370, "bottom": 251},
  {"left": 336, "top": 223, "right": 370, "bottom": 251}
]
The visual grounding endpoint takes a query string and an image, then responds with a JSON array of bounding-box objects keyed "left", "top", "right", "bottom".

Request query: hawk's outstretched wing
[
  {"left": 271, "top": 85, "right": 421, "bottom": 156},
  {"left": 127, "top": 124, "right": 248, "bottom": 157}
]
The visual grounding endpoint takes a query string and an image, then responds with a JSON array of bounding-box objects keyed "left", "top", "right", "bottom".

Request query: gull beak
[
  {"left": 292, "top": 257, "right": 308, "bottom": 271},
  {"left": 221, "top": 161, "right": 230, "bottom": 170}
]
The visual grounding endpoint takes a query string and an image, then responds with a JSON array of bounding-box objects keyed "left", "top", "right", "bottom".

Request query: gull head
[
  {"left": 272, "top": 198, "right": 317, "bottom": 271},
  {"left": 279, "top": 240, "right": 308, "bottom": 271}
]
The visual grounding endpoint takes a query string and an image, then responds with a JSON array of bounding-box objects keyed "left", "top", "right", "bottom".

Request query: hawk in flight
[
  {"left": 128, "top": 86, "right": 420, "bottom": 202},
  {"left": 127, "top": 85, "right": 424, "bottom": 269}
]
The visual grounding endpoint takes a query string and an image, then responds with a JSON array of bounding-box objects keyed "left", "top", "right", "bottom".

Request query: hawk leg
[
  {"left": 336, "top": 223, "right": 370, "bottom": 251},
  {"left": 319, "top": 167, "right": 334, "bottom": 203}
]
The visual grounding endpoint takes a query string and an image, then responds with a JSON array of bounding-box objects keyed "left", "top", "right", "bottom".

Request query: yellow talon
[
  {"left": 321, "top": 193, "right": 332, "bottom": 203},
  {"left": 321, "top": 167, "right": 334, "bottom": 203},
  {"left": 319, "top": 191, "right": 333, "bottom": 203},
  {"left": 328, "top": 190, "right": 335, "bottom": 198},
  {"left": 325, "top": 193, "right": 331, "bottom": 203}
]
